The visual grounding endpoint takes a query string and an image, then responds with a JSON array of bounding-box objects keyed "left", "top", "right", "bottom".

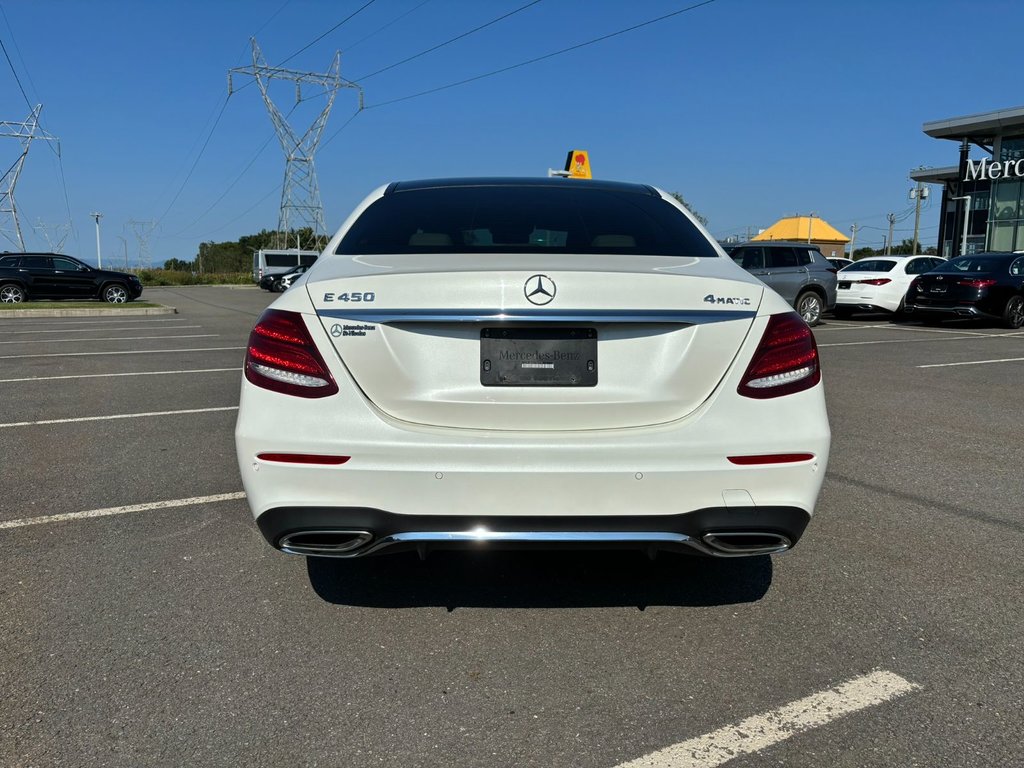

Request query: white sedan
[
  {"left": 234, "top": 178, "right": 830, "bottom": 562},
  {"left": 834, "top": 255, "right": 945, "bottom": 316}
]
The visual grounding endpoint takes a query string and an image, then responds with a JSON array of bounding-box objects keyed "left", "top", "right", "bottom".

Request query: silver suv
[{"left": 726, "top": 242, "right": 838, "bottom": 326}]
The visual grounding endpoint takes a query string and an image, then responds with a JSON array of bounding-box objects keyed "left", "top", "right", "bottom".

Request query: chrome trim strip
[
  {"left": 279, "top": 529, "right": 730, "bottom": 558},
  {"left": 316, "top": 308, "right": 756, "bottom": 324}
]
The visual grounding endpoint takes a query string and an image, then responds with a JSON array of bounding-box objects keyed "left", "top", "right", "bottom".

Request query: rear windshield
[
  {"left": 844, "top": 259, "right": 897, "bottom": 273},
  {"left": 337, "top": 186, "right": 719, "bottom": 257},
  {"left": 934, "top": 255, "right": 1011, "bottom": 274}
]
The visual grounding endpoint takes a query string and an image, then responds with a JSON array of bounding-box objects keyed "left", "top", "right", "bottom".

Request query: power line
[
  {"left": 153, "top": 94, "right": 232, "bottom": 229},
  {"left": 344, "top": 0, "right": 434, "bottom": 52},
  {"left": 277, "top": 0, "right": 378, "bottom": 67},
  {"left": 352, "top": 0, "right": 544, "bottom": 81},
  {"left": 0, "top": 34, "right": 31, "bottom": 114},
  {"left": 366, "top": 0, "right": 720, "bottom": 109}
]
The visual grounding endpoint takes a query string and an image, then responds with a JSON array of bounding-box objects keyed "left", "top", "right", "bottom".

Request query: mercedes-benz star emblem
[{"left": 524, "top": 274, "right": 556, "bottom": 305}]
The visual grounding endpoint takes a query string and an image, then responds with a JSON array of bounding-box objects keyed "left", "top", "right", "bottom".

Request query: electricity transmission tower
[
  {"left": 33, "top": 218, "right": 70, "bottom": 252},
  {"left": 0, "top": 105, "right": 58, "bottom": 251},
  {"left": 229, "top": 38, "right": 362, "bottom": 249},
  {"left": 127, "top": 219, "right": 157, "bottom": 269}
]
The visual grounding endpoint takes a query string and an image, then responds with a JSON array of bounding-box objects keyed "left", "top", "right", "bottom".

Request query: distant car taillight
[
  {"left": 738, "top": 312, "right": 820, "bottom": 399},
  {"left": 244, "top": 309, "right": 338, "bottom": 398},
  {"left": 854, "top": 278, "right": 892, "bottom": 286},
  {"left": 957, "top": 278, "right": 997, "bottom": 288}
]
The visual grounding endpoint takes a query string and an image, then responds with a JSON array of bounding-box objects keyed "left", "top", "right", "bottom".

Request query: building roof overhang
[
  {"left": 923, "top": 105, "right": 1024, "bottom": 143},
  {"left": 910, "top": 165, "right": 959, "bottom": 184}
]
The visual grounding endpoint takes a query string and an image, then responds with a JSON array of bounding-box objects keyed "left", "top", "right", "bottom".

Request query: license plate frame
[{"left": 480, "top": 327, "right": 597, "bottom": 387}]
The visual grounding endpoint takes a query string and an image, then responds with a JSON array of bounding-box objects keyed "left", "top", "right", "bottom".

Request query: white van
[{"left": 252, "top": 249, "right": 320, "bottom": 282}]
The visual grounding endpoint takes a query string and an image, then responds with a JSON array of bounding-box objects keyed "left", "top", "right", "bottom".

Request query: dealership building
[{"left": 913, "top": 105, "right": 1024, "bottom": 257}]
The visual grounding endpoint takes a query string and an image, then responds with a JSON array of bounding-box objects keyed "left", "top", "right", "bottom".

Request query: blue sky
[{"left": 2, "top": 0, "right": 1022, "bottom": 267}]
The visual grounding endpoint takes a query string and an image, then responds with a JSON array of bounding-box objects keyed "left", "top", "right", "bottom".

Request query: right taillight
[
  {"left": 244, "top": 309, "right": 338, "bottom": 398},
  {"left": 957, "top": 278, "right": 997, "bottom": 288},
  {"left": 738, "top": 312, "right": 820, "bottom": 399}
]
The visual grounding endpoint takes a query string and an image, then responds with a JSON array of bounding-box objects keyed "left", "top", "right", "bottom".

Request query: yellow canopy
[{"left": 752, "top": 216, "right": 850, "bottom": 243}]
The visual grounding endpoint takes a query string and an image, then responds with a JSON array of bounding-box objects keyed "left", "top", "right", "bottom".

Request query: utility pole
[
  {"left": 849, "top": 223, "right": 858, "bottom": 258},
  {"left": 1, "top": 105, "right": 58, "bottom": 251},
  {"left": 909, "top": 181, "right": 929, "bottom": 255},
  {"left": 885, "top": 213, "right": 896, "bottom": 255},
  {"left": 229, "top": 39, "right": 362, "bottom": 250},
  {"left": 91, "top": 212, "right": 103, "bottom": 267}
]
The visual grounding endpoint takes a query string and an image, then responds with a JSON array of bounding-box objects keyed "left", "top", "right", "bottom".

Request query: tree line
[{"left": 164, "top": 228, "right": 321, "bottom": 272}]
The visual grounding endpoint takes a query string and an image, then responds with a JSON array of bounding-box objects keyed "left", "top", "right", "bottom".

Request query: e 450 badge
[
  {"left": 703, "top": 293, "right": 751, "bottom": 306},
  {"left": 323, "top": 291, "right": 376, "bottom": 303}
]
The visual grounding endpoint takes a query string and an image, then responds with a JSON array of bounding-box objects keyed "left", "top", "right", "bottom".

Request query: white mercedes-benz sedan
[{"left": 235, "top": 178, "right": 830, "bottom": 560}]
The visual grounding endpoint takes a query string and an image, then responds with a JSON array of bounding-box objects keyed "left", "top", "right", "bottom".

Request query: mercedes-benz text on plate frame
[{"left": 234, "top": 177, "right": 831, "bottom": 566}]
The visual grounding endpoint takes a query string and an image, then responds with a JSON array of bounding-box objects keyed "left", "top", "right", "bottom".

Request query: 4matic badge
[{"left": 703, "top": 293, "right": 752, "bottom": 306}]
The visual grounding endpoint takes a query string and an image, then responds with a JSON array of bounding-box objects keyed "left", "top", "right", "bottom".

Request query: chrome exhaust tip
[
  {"left": 701, "top": 531, "right": 792, "bottom": 557},
  {"left": 278, "top": 530, "right": 373, "bottom": 557}
]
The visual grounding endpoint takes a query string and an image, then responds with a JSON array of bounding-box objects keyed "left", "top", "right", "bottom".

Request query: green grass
[
  {"left": 135, "top": 269, "right": 252, "bottom": 286},
  {"left": 0, "top": 301, "right": 164, "bottom": 310}
]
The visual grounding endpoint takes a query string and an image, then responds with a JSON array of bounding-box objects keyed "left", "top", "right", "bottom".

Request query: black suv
[
  {"left": 725, "top": 242, "right": 838, "bottom": 326},
  {"left": 0, "top": 252, "right": 143, "bottom": 303}
]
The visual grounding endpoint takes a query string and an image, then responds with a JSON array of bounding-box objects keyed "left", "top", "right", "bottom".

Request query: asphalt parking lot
[{"left": 2, "top": 287, "right": 1022, "bottom": 768}]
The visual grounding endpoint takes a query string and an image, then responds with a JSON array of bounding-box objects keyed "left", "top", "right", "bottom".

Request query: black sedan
[
  {"left": 0, "top": 252, "right": 143, "bottom": 303},
  {"left": 905, "top": 252, "right": 1024, "bottom": 328}
]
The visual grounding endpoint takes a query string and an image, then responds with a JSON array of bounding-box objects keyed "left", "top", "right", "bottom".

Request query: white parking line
[
  {"left": 0, "top": 346, "right": 245, "bottom": 359},
  {"left": 0, "top": 406, "right": 238, "bottom": 428},
  {"left": 613, "top": 670, "right": 919, "bottom": 768},
  {"left": 2, "top": 324, "right": 201, "bottom": 334},
  {"left": 0, "top": 333, "right": 218, "bottom": 345},
  {"left": 918, "top": 356, "right": 1024, "bottom": 369},
  {"left": 0, "top": 367, "right": 241, "bottom": 384},
  {"left": 0, "top": 318, "right": 181, "bottom": 327},
  {"left": 819, "top": 336, "right": 978, "bottom": 348},
  {"left": 0, "top": 492, "right": 247, "bottom": 530}
]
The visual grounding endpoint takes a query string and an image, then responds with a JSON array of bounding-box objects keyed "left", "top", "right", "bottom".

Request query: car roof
[
  {"left": 386, "top": 177, "right": 660, "bottom": 197},
  {"left": 732, "top": 241, "right": 824, "bottom": 250}
]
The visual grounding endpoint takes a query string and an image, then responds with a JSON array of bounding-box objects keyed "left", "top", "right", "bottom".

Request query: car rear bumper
[
  {"left": 255, "top": 505, "right": 811, "bottom": 558},
  {"left": 904, "top": 302, "right": 995, "bottom": 319}
]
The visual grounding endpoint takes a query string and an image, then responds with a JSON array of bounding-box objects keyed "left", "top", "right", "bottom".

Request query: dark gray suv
[{"left": 726, "top": 242, "right": 838, "bottom": 326}]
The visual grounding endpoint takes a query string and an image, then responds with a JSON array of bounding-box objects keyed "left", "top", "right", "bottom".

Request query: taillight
[
  {"left": 854, "top": 278, "right": 891, "bottom": 286},
  {"left": 957, "top": 278, "right": 997, "bottom": 288},
  {"left": 911, "top": 278, "right": 923, "bottom": 292},
  {"left": 244, "top": 309, "right": 338, "bottom": 398},
  {"left": 738, "top": 312, "right": 820, "bottom": 399}
]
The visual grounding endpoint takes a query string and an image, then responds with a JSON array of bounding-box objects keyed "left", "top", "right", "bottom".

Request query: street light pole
[
  {"left": 849, "top": 223, "right": 858, "bottom": 259},
  {"left": 950, "top": 195, "right": 972, "bottom": 256},
  {"left": 90, "top": 212, "right": 103, "bottom": 268}
]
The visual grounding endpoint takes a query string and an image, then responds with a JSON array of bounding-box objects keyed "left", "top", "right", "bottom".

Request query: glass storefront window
[
  {"left": 993, "top": 181, "right": 1020, "bottom": 220},
  {"left": 989, "top": 221, "right": 1015, "bottom": 251},
  {"left": 1000, "top": 136, "right": 1024, "bottom": 162}
]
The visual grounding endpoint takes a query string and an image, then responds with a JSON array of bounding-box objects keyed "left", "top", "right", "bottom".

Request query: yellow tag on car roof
[{"left": 564, "top": 150, "right": 592, "bottom": 179}]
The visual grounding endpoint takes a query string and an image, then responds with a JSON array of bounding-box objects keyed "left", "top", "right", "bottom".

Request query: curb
[{"left": 0, "top": 305, "right": 178, "bottom": 318}]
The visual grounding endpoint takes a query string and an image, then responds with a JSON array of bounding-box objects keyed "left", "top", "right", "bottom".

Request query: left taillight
[
  {"left": 244, "top": 309, "right": 338, "bottom": 398},
  {"left": 738, "top": 312, "right": 820, "bottom": 399}
]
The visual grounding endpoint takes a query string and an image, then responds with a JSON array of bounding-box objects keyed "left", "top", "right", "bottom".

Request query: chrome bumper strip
[
  {"left": 316, "top": 308, "right": 757, "bottom": 324},
  {"left": 277, "top": 529, "right": 792, "bottom": 559}
]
